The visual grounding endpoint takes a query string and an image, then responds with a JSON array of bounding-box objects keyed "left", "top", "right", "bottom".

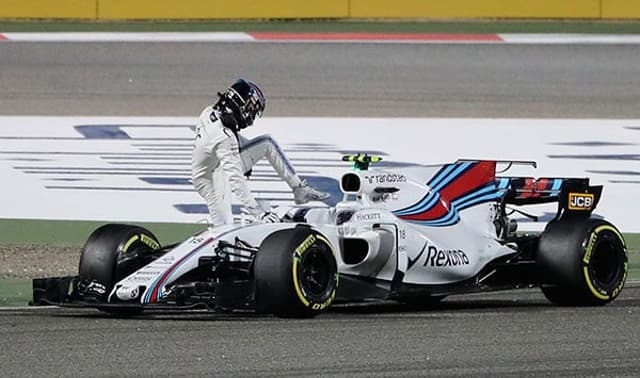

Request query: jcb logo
[{"left": 569, "top": 193, "right": 594, "bottom": 210}]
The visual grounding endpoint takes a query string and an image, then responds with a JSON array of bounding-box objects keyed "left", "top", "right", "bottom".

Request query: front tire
[
  {"left": 254, "top": 225, "right": 338, "bottom": 318},
  {"left": 537, "top": 218, "right": 627, "bottom": 306},
  {"left": 78, "top": 224, "right": 160, "bottom": 313}
]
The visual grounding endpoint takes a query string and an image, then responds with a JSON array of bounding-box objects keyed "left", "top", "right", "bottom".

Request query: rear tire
[
  {"left": 537, "top": 218, "right": 627, "bottom": 306},
  {"left": 254, "top": 225, "right": 338, "bottom": 318},
  {"left": 79, "top": 224, "right": 160, "bottom": 313}
]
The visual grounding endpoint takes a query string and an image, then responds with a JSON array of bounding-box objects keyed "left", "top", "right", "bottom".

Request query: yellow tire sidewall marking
[
  {"left": 582, "top": 224, "right": 627, "bottom": 301},
  {"left": 122, "top": 235, "right": 139, "bottom": 253},
  {"left": 583, "top": 266, "right": 610, "bottom": 301},
  {"left": 291, "top": 233, "right": 338, "bottom": 309},
  {"left": 292, "top": 234, "right": 316, "bottom": 307},
  {"left": 140, "top": 233, "right": 160, "bottom": 250}
]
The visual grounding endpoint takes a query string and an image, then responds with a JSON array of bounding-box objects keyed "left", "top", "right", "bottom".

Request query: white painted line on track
[
  {"left": 0, "top": 32, "right": 253, "bottom": 42},
  {"left": 1, "top": 32, "right": 640, "bottom": 44},
  {"left": 1, "top": 116, "right": 639, "bottom": 232},
  {"left": 499, "top": 33, "right": 640, "bottom": 45}
]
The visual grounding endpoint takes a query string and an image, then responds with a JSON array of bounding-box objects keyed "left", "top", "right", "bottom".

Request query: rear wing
[
  {"left": 454, "top": 159, "right": 602, "bottom": 214},
  {"left": 499, "top": 177, "right": 564, "bottom": 206},
  {"left": 499, "top": 176, "right": 602, "bottom": 219}
]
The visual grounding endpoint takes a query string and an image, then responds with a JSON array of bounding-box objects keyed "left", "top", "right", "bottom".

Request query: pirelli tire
[
  {"left": 78, "top": 224, "right": 161, "bottom": 312},
  {"left": 254, "top": 225, "right": 339, "bottom": 318},
  {"left": 537, "top": 218, "right": 627, "bottom": 306}
]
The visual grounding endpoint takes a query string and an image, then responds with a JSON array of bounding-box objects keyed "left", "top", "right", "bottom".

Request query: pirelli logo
[{"left": 568, "top": 192, "right": 595, "bottom": 211}]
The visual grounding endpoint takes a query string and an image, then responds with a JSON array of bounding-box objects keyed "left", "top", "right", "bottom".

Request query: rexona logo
[
  {"left": 568, "top": 192, "right": 595, "bottom": 211},
  {"left": 423, "top": 246, "right": 469, "bottom": 268}
]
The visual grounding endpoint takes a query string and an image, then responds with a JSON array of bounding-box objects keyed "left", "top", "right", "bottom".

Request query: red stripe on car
[
  {"left": 148, "top": 237, "right": 214, "bottom": 303},
  {"left": 400, "top": 161, "right": 496, "bottom": 221},
  {"left": 438, "top": 161, "right": 496, "bottom": 203}
]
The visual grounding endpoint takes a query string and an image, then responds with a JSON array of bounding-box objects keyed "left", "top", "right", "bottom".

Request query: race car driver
[{"left": 192, "top": 79, "right": 330, "bottom": 226}]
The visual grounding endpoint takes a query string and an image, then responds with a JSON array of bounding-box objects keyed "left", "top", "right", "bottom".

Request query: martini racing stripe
[
  {"left": 394, "top": 161, "right": 504, "bottom": 226},
  {"left": 394, "top": 161, "right": 474, "bottom": 216},
  {"left": 437, "top": 161, "right": 497, "bottom": 204},
  {"left": 409, "top": 181, "right": 510, "bottom": 227},
  {"left": 143, "top": 237, "right": 214, "bottom": 304},
  {"left": 421, "top": 181, "right": 511, "bottom": 226},
  {"left": 431, "top": 161, "right": 474, "bottom": 192},
  {"left": 142, "top": 226, "right": 257, "bottom": 304},
  {"left": 393, "top": 189, "right": 441, "bottom": 217}
]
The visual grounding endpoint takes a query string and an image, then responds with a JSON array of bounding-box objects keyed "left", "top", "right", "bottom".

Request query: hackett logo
[
  {"left": 355, "top": 212, "right": 382, "bottom": 221},
  {"left": 568, "top": 193, "right": 594, "bottom": 210}
]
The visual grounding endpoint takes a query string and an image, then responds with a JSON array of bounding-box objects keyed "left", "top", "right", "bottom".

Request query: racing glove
[{"left": 260, "top": 211, "right": 280, "bottom": 223}]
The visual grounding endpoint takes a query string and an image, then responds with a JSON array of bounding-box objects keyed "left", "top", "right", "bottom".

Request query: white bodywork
[{"left": 111, "top": 160, "right": 517, "bottom": 304}]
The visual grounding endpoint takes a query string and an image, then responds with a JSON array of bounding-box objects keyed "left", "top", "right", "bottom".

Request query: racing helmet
[{"left": 215, "top": 79, "right": 266, "bottom": 131}]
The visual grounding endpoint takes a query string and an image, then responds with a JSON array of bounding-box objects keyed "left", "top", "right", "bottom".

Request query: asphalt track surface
[
  {"left": 2, "top": 41, "right": 640, "bottom": 376},
  {"left": 1, "top": 42, "right": 640, "bottom": 118},
  {"left": 1, "top": 285, "right": 640, "bottom": 377}
]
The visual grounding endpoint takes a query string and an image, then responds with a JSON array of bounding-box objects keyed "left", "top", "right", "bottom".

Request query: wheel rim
[
  {"left": 299, "top": 245, "right": 332, "bottom": 297},
  {"left": 115, "top": 236, "right": 158, "bottom": 281},
  {"left": 589, "top": 232, "right": 626, "bottom": 289}
]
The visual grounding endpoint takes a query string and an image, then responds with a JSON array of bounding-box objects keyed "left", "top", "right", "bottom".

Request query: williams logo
[{"left": 568, "top": 193, "right": 594, "bottom": 211}]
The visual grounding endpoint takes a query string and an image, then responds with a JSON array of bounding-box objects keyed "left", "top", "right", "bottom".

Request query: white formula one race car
[{"left": 33, "top": 155, "right": 628, "bottom": 317}]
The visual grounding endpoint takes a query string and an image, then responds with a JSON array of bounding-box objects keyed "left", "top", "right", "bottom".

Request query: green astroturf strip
[
  {"left": 626, "top": 234, "right": 640, "bottom": 251},
  {"left": 0, "top": 279, "right": 31, "bottom": 307},
  {"left": 0, "top": 219, "right": 205, "bottom": 246},
  {"left": 0, "top": 218, "right": 638, "bottom": 250},
  {"left": 626, "top": 235, "right": 640, "bottom": 282},
  {"left": 1, "top": 20, "right": 640, "bottom": 33}
]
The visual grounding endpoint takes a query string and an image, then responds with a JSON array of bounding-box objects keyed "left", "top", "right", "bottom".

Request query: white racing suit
[{"left": 192, "top": 106, "right": 302, "bottom": 226}]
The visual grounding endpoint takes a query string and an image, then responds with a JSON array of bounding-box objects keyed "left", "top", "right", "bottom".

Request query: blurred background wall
[{"left": 0, "top": 0, "right": 639, "bottom": 20}]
